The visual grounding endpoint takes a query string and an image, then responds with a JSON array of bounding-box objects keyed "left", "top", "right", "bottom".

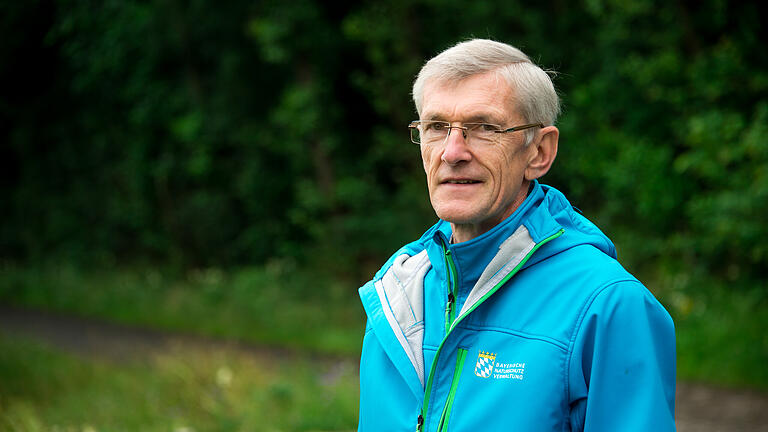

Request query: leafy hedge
[{"left": 2, "top": 0, "right": 766, "bottom": 293}]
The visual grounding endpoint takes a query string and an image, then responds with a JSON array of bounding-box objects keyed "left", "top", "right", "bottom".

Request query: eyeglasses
[{"left": 408, "top": 120, "right": 543, "bottom": 146}]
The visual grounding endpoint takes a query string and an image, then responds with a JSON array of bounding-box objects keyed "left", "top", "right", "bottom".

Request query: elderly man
[{"left": 357, "top": 39, "right": 676, "bottom": 431}]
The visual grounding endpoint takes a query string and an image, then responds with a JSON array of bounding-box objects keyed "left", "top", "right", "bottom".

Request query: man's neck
[{"left": 449, "top": 181, "right": 533, "bottom": 243}]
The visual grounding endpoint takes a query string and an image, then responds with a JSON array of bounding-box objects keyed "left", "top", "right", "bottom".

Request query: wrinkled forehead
[{"left": 419, "top": 71, "right": 522, "bottom": 123}]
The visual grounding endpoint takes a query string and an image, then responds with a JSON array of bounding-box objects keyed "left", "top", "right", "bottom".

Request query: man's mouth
[{"left": 443, "top": 179, "right": 481, "bottom": 184}]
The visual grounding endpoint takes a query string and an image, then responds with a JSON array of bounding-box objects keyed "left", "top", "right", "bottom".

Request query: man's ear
[{"left": 525, "top": 126, "right": 559, "bottom": 181}]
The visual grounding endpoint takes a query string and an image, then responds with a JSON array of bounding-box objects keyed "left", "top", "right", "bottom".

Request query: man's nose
[{"left": 441, "top": 127, "right": 472, "bottom": 164}]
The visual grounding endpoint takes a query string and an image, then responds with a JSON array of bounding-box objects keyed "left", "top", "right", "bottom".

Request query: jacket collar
[{"left": 424, "top": 181, "right": 561, "bottom": 284}]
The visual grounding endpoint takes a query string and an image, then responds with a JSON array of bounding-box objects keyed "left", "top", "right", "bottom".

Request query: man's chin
[{"left": 434, "top": 208, "right": 481, "bottom": 225}]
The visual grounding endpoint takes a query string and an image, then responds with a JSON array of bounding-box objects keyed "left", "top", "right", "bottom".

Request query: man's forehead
[{"left": 420, "top": 74, "right": 519, "bottom": 122}]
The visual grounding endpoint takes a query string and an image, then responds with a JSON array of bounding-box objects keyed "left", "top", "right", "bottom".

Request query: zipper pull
[
  {"left": 415, "top": 414, "right": 424, "bottom": 431},
  {"left": 445, "top": 292, "right": 455, "bottom": 334}
]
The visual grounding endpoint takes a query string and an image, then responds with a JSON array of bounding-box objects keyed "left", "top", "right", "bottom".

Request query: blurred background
[{"left": 1, "top": 0, "right": 766, "bottom": 430}]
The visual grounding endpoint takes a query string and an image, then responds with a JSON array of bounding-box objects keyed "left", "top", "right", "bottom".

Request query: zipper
[
  {"left": 443, "top": 245, "right": 458, "bottom": 335},
  {"left": 444, "top": 292, "right": 455, "bottom": 336},
  {"left": 436, "top": 348, "right": 468, "bottom": 431},
  {"left": 417, "top": 229, "right": 564, "bottom": 431}
]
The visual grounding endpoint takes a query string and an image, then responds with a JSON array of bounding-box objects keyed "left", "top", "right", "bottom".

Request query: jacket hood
[{"left": 521, "top": 182, "right": 617, "bottom": 269}]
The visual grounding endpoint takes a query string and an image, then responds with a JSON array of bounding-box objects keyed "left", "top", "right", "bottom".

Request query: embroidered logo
[
  {"left": 474, "top": 351, "right": 496, "bottom": 378},
  {"left": 474, "top": 350, "right": 526, "bottom": 380}
]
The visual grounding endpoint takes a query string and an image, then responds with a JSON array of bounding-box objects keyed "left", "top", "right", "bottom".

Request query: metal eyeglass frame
[{"left": 408, "top": 120, "right": 543, "bottom": 145}]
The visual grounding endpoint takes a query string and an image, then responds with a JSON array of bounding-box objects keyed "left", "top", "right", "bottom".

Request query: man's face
[{"left": 420, "top": 71, "right": 535, "bottom": 237}]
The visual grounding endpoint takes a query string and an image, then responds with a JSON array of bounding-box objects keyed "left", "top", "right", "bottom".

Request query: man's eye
[{"left": 427, "top": 122, "right": 448, "bottom": 131}]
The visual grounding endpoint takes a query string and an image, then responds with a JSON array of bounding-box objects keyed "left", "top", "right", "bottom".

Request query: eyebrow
[
  {"left": 422, "top": 113, "right": 447, "bottom": 121},
  {"left": 464, "top": 114, "right": 500, "bottom": 124},
  {"left": 422, "top": 113, "right": 502, "bottom": 123}
]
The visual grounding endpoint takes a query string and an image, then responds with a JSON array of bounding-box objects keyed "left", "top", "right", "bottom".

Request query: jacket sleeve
[{"left": 567, "top": 280, "right": 676, "bottom": 431}]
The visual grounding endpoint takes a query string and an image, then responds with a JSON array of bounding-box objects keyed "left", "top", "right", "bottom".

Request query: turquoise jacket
[{"left": 358, "top": 181, "right": 676, "bottom": 431}]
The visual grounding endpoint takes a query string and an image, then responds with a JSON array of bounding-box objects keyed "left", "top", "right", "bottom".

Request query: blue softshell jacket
[{"left": 358, "top": 181, "right": 676, "bottom": 431}]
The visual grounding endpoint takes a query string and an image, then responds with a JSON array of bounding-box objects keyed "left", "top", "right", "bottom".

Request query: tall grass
[
  {"left": 667, "top": 284, "right": 768, "bottom": 389},
  {"left": 0, "top": 333, "right": 359, "bottom": 431},
  {"left": 0, "top": 261, "right": 365, "bottom": 355}
]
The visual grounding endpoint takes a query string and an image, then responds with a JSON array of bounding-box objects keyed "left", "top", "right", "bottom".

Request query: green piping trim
[
  {"left": 449, "top": 229, "right": 565, "bottom": 333},
  {"left": 436, "top": 348, "right": 468, "bottom": 431},
  {"left": 419, "top": 228, "right": 564, "bottom": 430}
]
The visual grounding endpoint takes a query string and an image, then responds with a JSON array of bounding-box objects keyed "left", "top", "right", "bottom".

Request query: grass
[
  {"left": 665, "top": 284, "right": 768, "bottom": 389},
  {"left": 0, "top": 333, "right": 359, "bottom": 432},
  {"left": 649, "top": 268, "right": 768, "bottom": 390},
  {"left": 1, "top": 261, "right": 766, "bottom": 391},
  {"left": 0, "top": 261, "right": 365, "bottom": 355}
]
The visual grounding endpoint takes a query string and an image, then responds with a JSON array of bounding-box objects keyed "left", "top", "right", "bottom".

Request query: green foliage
[
  {"left": 3, "top": 1, "right": 766, "bottom": 279},
  {"left": 1, "top": 0, "right": 767, "bottom": 388}
]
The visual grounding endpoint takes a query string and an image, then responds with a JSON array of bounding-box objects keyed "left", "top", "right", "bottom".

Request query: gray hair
[{"left": 412, "top": 39, "right": 560, "bottom": 144}]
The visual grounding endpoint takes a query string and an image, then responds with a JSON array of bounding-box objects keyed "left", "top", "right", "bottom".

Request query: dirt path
[{"left": 1, "top": 306, "right": 767, "bottom": 431}]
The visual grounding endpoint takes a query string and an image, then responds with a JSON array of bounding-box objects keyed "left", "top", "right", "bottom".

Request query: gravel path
[{"left": 1, "top": 306, "right": 767, "bottom": 431}]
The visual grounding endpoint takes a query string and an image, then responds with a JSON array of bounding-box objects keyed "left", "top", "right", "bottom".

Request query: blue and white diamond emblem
[{"left": 474, "top": 351, "right": 496, "bottom": 378}]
